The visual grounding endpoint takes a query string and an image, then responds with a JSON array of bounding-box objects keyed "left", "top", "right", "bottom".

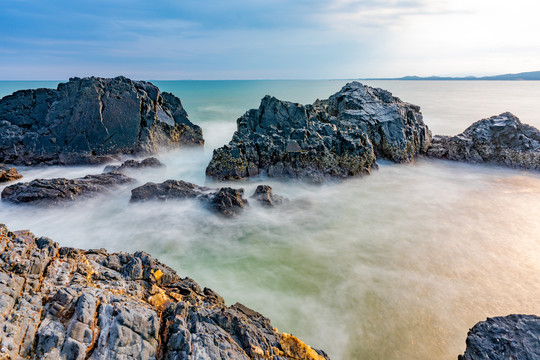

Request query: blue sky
[{"left": 0, "top": 0, "right": 538, "bottom": 79}]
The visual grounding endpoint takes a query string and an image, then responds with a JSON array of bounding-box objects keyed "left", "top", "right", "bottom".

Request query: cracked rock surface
[
  {"left": 206, "top": 81, "right": 431, "bottom": 183},
  {"left": 0, "top": 224, "right": 330, "bottom": 360},
  {"left": 0, "top": 76, "right": 204, "bottom": 166},
  {"left": 459, "top": 315, "right": 540, "bottom": 360},
  {"left": 427, "top": 112, "right": 540, "bottom": 170},
  {"left": 0, "top": 165, "right": 22, "bottom": 183}
]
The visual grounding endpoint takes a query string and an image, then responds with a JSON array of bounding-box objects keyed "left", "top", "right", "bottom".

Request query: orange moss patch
[{"left": 280, "top": 333, "right": 326, "bottom": 360}]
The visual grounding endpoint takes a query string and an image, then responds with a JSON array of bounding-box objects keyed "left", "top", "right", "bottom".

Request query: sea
[{"left": 1, "top": 80, "right": 539, "bottom": 360}]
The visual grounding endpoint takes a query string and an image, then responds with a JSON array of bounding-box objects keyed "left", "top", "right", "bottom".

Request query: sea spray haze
[{"left": 1, "top": 80, "right": 540, "bottom": 359}]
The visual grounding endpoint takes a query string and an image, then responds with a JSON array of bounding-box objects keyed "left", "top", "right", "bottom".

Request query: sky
[{"left": 0, "top": 0, "right": 539, "bottom": 80}]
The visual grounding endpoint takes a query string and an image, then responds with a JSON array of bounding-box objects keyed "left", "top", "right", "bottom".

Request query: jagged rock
[
  {"left": 206, "top": 81, "right": 431, "bottom": 183},
  {"left": 0, "top": 164, "right": 22, "bottom": 183},
  {"left": 0, "top": 76, "right": 204, "bottom": 166},
  {"left": 251, "top": 185, "right": 287, "bottom": 207},
  {"left": 0, "top": 224, "right": 330, "bottom": 360},
  {"left": 427, "top": 112, "right": 540, "bottom": 170},
  {"left": 103, "top": 157, "right": 165, "bottom": 173},
  {"left": 130, "top": 180, "right": 248, "bottom": 217},
  {"left": 459, "top": 314, "right": 540, "bottom": 360},
  {"left": 1, "top": 172, "right": 134, "bottom": 205}
]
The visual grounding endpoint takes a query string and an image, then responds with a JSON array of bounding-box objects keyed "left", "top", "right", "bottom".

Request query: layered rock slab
[
  {"left": 1, "top": 172, "right": 134, "bottom": 205},
  {"left": 0, "top": 224, "right": 330, "bottom": 360},
  {"left": 459, "top": 314, "right": 540, "bottom": 360},
  {"left": 206, "top": 81, "right": 431, "bottom": 182},
  {"left": 428, "top": 112, "right": 540, "bottom": 170},
  {"left": 0, "top": 76, "right": 203, "bottom": 166}
]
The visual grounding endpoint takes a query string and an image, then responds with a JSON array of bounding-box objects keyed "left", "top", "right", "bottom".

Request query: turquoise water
[{"left": 1, "top": 80, "right": 540, "bottom": 359}]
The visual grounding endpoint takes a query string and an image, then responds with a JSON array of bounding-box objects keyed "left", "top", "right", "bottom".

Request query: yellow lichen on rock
[
  {"left": 147, "top": 286, "right": 172, "bottom": 310},
  {"left": 151, "top": 269, "right": 163, "bottom": 281},
  {"left": 280, "top": 333, "right": 327, "bottom": 360}
]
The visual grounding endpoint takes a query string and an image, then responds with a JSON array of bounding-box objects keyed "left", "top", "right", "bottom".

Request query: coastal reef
[
  {"left": 0, "top": 76, "right": 203, "bottom": 166},
  {"left": 459, "top": 315, "right": 540, "bottom": 359},
  {"left": 0, "top": 224, "right": 330, "bottom": 360},
  {"left": 428, "top": 112, "right": 540, "bottom": 170},
  {"left": 206, "top": 81, "right": 431, "bottom": 182}
]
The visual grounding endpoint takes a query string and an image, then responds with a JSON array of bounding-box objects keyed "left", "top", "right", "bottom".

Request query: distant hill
[{"left": 363, "top": 71, "right": 540, "bottom": 81}]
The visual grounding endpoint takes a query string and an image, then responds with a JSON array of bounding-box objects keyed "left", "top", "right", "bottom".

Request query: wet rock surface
[
  {"left": 251, "top": 185, "right": 288, "bottom": 207},
  {"left": 0, "top": 224, "right": 329, "bottom": 360},
  {"left": 1, "top": 172, "right": 134, "bottom": 205},
  {"left": 206, "top": 81, "right": 431, "bottom": 183},
  {"left": 103, "top": 157, "right": 165, "bottom": 173},
  {"left": 459, "top": 314, "right": 540, "bottom": 360},
  {"left": 0, "top": 164, "right": 22, "bottom": 183},
  {"left": 428, "top": 112, "right": 540, "bottom": 170},
  {"left": 130, "top": 180, "right": 249, "bottom": 217},
  {"left": 0, "top": 76, "right": 203, "bottom": 166}
]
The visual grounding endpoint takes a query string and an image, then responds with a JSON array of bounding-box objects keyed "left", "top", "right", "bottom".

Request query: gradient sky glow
[{"left": 1, "top": 0, "right": 539, "bottom": 80}]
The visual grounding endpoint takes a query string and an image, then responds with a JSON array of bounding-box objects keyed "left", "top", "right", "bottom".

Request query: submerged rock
[
  {"left": 251, "top": 185, "right": 288, "bottom": 207},
  {"left": 0, "top": 164, "right": 22, "bottom": 183},
  {"left": 428, "top": 112, "right": 540, "bottom": 170},
  {"left": 103, "top": 157, "right": 165, "bottom": 173},
  {"left": 0, "top": 224, "right": 330, "bottom": 360},
  {"left": 206, "top": 81, "right": 431, "bottom": 182},
  {"left": 130, "top": 180, "right": 249, "bottom": 217},
  {"left": 1, "top": 172, "right": 134, "bottom": 205},
  {"left": 0, "top": 76, "right": 203, "bottom": 166},
  {"left": 459, "top": 314, "right": 540, "bottom": 360}
]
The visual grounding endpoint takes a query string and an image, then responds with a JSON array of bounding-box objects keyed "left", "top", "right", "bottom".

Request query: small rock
[
  {"left": 208, "top": 187, "right": 249, "bottom": 217},
  {"left": 251, "top": 185, "right": 288, "bottom": 207},
  {"left": 0, "top": 165, "right": 22, "bottom": 183},
  {"left": 103, "top": 157, "right": 165, "bottom": 173}
]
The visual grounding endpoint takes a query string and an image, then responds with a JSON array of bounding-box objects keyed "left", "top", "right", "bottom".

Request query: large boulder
[
  {"left": 0, "top": 76, "right": 203, "bottom": 166},
  {"left": 0, "top": 224, "right": 330, "bottom": 360},
  {"left": 206, "top": 81, "right": 431, "bottom": 183},
  {"left": 428, "top": 112, "right": 540, "bottom": 170},
  {"left": 130, "top": 180, "right": 249, "bottom": 217},
  {"left": 459, "top": 314, "right": 540, "bottom": 360},
  {"left": 1, "top": 172, "right": 134, "bottom": 205}
]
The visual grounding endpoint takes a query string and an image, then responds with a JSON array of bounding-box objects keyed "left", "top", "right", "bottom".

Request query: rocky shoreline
[
  {"left": 1, "top": 77, "right": 539, "bottom": 359},
  {"left": 0, "top": 224, "right": 330, "bottom": 360}
]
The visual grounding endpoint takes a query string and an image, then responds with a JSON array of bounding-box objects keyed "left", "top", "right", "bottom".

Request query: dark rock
[
  {"left": 428, "top": 112, "right": 540, "bottom": 170},
  {"left": 0, "top": 164, "right": 22, "bottom": 183},
  {"left": 206, "top": 81, "right": 431, "bottom": 182},
  {"left": 103, "top": 157, "right": 165, "bottom": 173},
  {"left": 130, "top": 180, "right": 248, "bottom": 217},
  {"left": 1, "top": 172, "right": 134, "bottom": 205},
  {"left": 0, "top": 224, "right": 330, "bottom": 360},
  {"left": 459, "top": 314, "right": 540, "bottom": 360},
  {"left": 251, "top": 185, "right": 288, "bottom": 207},
  {"left": 0, "top": 76, "right": 203, "bottom": 166}
]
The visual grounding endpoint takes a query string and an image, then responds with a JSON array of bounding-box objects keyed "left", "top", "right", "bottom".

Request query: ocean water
[{"left": 1, "top": 80, "right": 540, "bottom": 359}]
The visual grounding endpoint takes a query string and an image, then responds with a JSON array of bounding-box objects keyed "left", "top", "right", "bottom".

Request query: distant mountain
[{"left": 363, "top": 71, "right": 540, "bottom": 81}]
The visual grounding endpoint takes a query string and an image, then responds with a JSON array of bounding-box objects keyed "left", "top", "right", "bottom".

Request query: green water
[{"left": 1, "top": 80, "right": 540, "bottom": 359}]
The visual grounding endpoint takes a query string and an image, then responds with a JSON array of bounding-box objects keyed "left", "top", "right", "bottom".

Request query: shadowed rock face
[
  {"left": 0, "top": 165, "right": 22, "bottom": 183},
  {"left": 428, "top": 112, "right": 540, "bottom": 170},
  {"left": 206, "top": 81, "right": 431, "bottom": 183},
  {"left": 459, "top": 315, "right": 540, "bottom": 360},
  {"left": 0, "top": 76, "right": 203, "bottom": 166},
  {"left": 1, "top": 172, "right": 134, "bottom": 206},
  {"left": 0, "top": 224, "right": 330, "bottom": 360}
]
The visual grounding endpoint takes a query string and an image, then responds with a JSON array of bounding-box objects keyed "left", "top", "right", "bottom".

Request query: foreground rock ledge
[
  {"left": 459, "top": 314, "right": 540, "bottom": 360},
  {"left": 0, "top": 76, "right": 204, "bottom": 166},
  {"left": 0, "top": 224, "right": 329, "bottom": 360},
  {"left": 206, "top": 81, "right": 431, "bottom": 183},
  {"left": 428, "top": 112, "right": 540, "bottom": 170}
]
